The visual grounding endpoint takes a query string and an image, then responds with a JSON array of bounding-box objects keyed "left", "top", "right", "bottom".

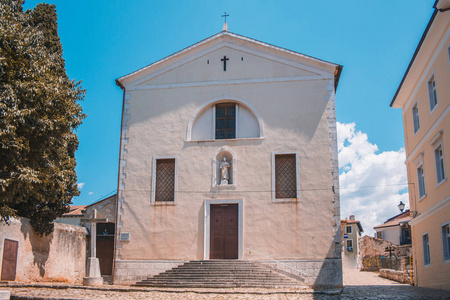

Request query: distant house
[
  {"left": 390, "top": 0, "right": 449, "bottom": 290},
  {"left": 341, "top": 215, "right": 364, "bottom": 269},
  {"left": 374, "top": 210, "right": 411, "bottom": 246},
  {"left": 55, "top": 205, "right": 86, "bottom": 226}
]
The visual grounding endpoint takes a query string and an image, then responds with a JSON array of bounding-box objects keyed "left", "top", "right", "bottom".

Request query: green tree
[{"left": 0, "top": 0, "right": 85, "bottom": 235}]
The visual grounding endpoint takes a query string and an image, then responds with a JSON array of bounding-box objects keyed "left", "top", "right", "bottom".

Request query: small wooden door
[
  {"left": 96, "top": 223, "right": 115, "bottom": 275},
  {"left": 97, "top": 237, "right": 114, "bottom": 275},
  {"left": 1, "top": 239, "right": 18, "bottom": 281},
  {"left": 210, "top": 204, "right": 238, "bottom": 259}
]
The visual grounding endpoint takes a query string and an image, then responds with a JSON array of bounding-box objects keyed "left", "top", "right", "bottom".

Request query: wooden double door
[{"left": 210, "top": 204, "right": 238, "bottom": 259}]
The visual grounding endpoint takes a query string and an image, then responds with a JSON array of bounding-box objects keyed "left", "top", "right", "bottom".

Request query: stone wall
[
  {"left": 260, "top": 258, "right": 343, "bottom": 288},
  {"left": 0, "top": 217, "right": 87, "bottom": 283},
  {"left": 359, "top": 236, "right": 392, "bottom": 271},
  {"left": 379, "top": 268, "right": 412, "bottom": 284}
]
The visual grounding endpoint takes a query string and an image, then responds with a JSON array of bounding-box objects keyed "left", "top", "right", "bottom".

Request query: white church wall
[{"left": 114, "top": 32, "right": 341, "bottom": 287}]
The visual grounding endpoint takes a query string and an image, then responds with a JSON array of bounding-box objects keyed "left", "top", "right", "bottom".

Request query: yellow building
[{"left": 391, "top": 0, "right": 450, "bottom": 290}]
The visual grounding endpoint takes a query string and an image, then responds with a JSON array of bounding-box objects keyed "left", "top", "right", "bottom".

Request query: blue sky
[{"left": 23, "top": 1, "right": 434, "bottom": 233}]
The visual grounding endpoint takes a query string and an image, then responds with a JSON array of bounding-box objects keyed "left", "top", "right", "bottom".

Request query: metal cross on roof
[{"left": 222, "top": 12, "right": 229, "bottom": 23}]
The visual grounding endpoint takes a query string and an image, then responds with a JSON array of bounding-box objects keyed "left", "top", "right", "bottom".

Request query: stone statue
[{"left": 219, "top": 157, "right": 230, "bottom": 185}]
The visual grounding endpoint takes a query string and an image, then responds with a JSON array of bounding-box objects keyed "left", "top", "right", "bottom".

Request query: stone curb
[{"left": 1, "top": 282, "right": 342, "bottom": 297}]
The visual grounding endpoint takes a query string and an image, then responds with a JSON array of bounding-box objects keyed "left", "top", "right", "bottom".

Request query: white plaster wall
[
  {"left": 237, "top": 105, "right": 259, "bottom": 138},
  {"left": 382, "top": 227, "right": 401, "bottom": 245},
  {"left": 115, "top": 35, "right": 340, "bottom": 269},
  {"left": 191, "top": 106, "right": 213, "bottom": 140}
]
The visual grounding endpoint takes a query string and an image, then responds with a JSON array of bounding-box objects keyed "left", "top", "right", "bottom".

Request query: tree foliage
[{"left": 0, "top": 0, "right": 85, "bottom": 235}]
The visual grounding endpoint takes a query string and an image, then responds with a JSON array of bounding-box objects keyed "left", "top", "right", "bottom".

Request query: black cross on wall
[{"left": 221, "top": 56, "right": 229, "bottom": 71}]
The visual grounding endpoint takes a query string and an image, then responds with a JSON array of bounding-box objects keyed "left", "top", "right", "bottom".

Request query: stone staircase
[{"left": 133, "top": 260, "right": 305, "bottom": 288}]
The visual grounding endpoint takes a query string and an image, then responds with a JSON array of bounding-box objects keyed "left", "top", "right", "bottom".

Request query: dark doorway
[
  {"left": 210, "top": 204, "right": 238, "bottom": 259},
  {"left": 96, "top": 223, "right": 115, "bottom": 275},
  {"left": 1, "top": 239, "right": 18, "bottom": 281}
]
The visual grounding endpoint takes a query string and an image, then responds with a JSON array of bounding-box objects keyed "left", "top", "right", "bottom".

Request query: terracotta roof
[
  {"left": 62, "top": 205, "right": 86, "bottom": 217},
  {"left": 374, "top": 210, "right": 411, "bottom": 229}
]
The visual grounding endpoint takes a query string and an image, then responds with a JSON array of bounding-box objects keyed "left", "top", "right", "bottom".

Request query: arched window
[{"left": 188, "top": 99, "right": 263, "bottom": 141}]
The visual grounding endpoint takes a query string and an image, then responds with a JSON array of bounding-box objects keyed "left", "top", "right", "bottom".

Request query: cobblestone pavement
[{"left": 1, "top": 269, "right": 449, "bottom": 299}]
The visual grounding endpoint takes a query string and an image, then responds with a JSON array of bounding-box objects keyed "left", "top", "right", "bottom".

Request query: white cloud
[
  {"left": 88, "top": 192, "right": 94, "bottom": 195},
  {"left": 77, "top": 182, "right": 85, "bottom": 189},
  {"left": 337, "top": 122, "right": 408, "bottom": 237}
]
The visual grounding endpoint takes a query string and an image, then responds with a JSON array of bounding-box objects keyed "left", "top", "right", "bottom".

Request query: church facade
[{"left": 113, "top": 28, "right": 343, "bottom": 287}]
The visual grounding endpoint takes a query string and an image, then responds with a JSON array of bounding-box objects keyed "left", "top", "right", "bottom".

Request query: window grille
[
  {"left": 215, "top": 103, "right": 236, "bottom": 139},
  {"left": 155, "top": 159, "right": 175, "bottom": 202},
  {"left": 275, "top": 154, "right": 297, "bottom": 199}
]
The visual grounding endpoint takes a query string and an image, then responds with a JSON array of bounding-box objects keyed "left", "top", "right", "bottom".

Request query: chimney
[{"left": 349, "top": 215, "right": 355, "bottom": 221}]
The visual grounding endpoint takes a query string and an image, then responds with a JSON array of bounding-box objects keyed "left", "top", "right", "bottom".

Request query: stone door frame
[{"left": 204, "top": 198, "right": 243, "bottom": 260}]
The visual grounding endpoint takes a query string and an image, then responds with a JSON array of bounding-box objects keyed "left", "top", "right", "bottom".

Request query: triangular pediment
[{"left": 118, "top": 32, "right": 340, "bottom": 89}]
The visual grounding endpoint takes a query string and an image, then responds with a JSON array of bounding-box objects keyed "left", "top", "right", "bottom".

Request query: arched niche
[
  {"left": 187, "top": 98, "right": 264, "bottom": 141},
  {"left": 212, "top": 147, "right": 236, "bottom": 188}
]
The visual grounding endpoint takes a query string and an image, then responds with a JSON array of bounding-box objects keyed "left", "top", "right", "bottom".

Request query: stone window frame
[
  {"left": 442, "top": 221, "right": 450, "bottom": 262},
  {"left": 186, "top": 97, "right": 264, "bottom": 142},
  {"left": 415, "top": 156, "right": 426, "bottom": 201},
  {"left": 151, "top": 156, "right": 178, "bottom": 205},
  {"left": 346, "top": 239, "right": 353, "bottom": 252},
  {"left": 345, "top": 225, "right": 352, "bottom": 234},
  {"left": 433, "top": 140, "right": 446, "bottom": 186},
  {"left": 271, "top": 151, "right": 300, "bottom": 203},
  {"left": 427, "top": 73, "right": 438, "bottom": 113},
  {"left": 412, "top": 100, "right": 420, "bottom": 134},
  {"left": 214, "top": 103, "right": 236, "bottom": 140},
  {"left": 422, "top": 232, "right": 431, "bottom": 266},
  {"left": 203, "top": 198, "right": 244, "bottom": 260}
]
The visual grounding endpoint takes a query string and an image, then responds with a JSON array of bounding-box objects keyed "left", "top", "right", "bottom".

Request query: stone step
[
  {"left": 152, "top": 272, "right": 279, "bottom": 278},
  {"left": 134, "top": 282, "right": 302, "bottom": 288},
  {"left": 143, "top": 276, "right": 295, "bottom": 281},
  {"left": 133, "top": 260, "right": 304, "bottom": 288}
]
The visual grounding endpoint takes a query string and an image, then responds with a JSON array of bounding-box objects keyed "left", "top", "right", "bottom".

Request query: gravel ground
[{"left": 1, "top": 268, "right": 449, "bottom": 299}]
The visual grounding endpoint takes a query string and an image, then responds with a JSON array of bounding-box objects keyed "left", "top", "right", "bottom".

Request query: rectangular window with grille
[
  {"left": 154, "top": 158, "right": 175, "bottom": 202},
  {"left": 275, "top": 153, "right": 297, "bottom": 199},
  {"left": 215, "top": 103, "right": 236, "bottom": 139}
]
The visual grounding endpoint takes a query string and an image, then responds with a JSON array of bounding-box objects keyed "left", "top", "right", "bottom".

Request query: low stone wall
[
  {"left": 114, "top": 260, "right": 186, "bottom": 284},
  {"left": 392, "top": 245, "right": 412, "bottom": 257},
  {"left": 379, "top": 268, "right": 412, "bottom": 284},
  {"left": 260, "top": 258, "right": 342, "bottom": 288},
  {"left": 0, "top": 217, "right": 87, "bottom": 283}
]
